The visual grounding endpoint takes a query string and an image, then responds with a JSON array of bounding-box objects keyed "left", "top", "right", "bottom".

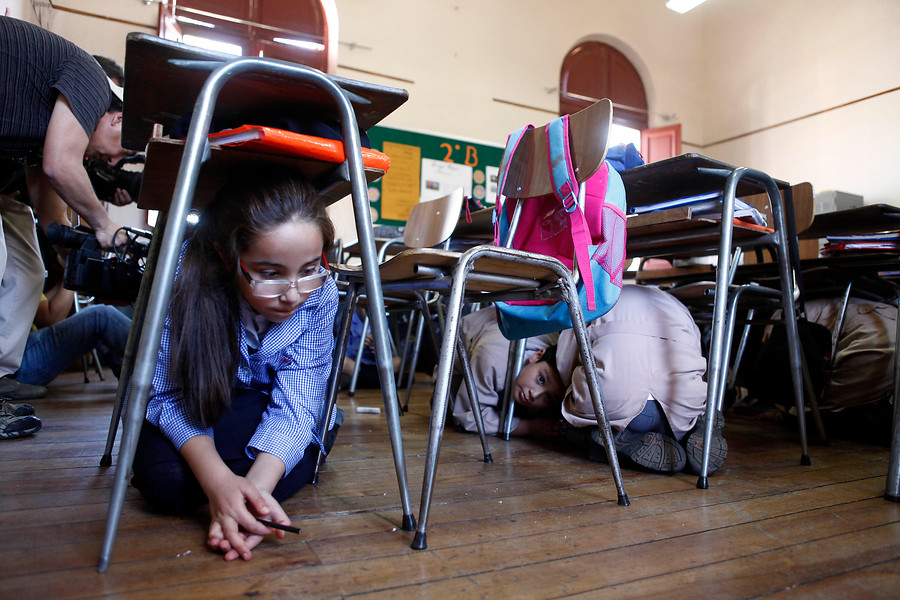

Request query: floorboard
[{"left": 1, "top": 370, "right": 898, "bottom": 599}]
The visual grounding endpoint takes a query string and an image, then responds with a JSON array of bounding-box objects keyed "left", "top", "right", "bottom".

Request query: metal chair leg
[
  {"left": 499, "top": 339, "right": 526, "bottom": 441},
  {"left": 412, "top": 267, "right": 468, "bottom": 551},
  {"left": 697, "top": 168, "right": 809, "bottom": 490},
  {"left": 455, "top": 335, "right": 493, "bottom": 463},
  {"left": 314, "top": 283, "right": 358, "bottom": 483},
  {"left": 726, "top": 307, "right": 755, "bottom": 401},
  {"left": 561, "top": 276, "right": 629, "bottom": 509},
  {"left": 396, "top": 312, "right": 416, "bottom": 393},
  {"left": 412, "top": 246, "right": 629, "bottom": 551},
  {"left": 883, "top": 283, "right": 900, "bottom": 501},
  {"left": 72, "top": 296, "right": 104, "bottom": 382},
  {"left": 100, "top": 213, "right": 165, "bottom": 468},
  {"left": 402, "top": 310, "right": 426, "bottom": 412},
  {"left": 347, "top": 314, "right": 368, "bottom": 396}
]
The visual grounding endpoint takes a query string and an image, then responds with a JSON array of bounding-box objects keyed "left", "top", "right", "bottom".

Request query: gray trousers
[{"left": 0, "top": 193, "right": 45, "bottom": 377}]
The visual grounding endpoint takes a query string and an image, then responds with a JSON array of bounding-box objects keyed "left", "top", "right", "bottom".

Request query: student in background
[
  {"left": 559, "top": 284, "right": 722, "bottom": 475},
  {"left": 451, "top": 307, "right": 561, "bottom": 438},
  {"left": 131, "top": 168, "right": 342, "bottom": 562},
  {"left": 452, "top": 286, "right": 723, "bottom": 475}
]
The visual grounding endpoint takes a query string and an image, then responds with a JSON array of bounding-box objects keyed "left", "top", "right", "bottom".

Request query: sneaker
[
  {"left": 609, "top": 428, "right": 687, "bottom": 473},
  {"left": 0, "top": 413, "right": 41, "bottom": 439},
  {"left": 0, "top": 375, "right": 47, "bottom": 400},
  {"left": 684, "top": 410, "right": 728, "bottom": 475},
  {"left": 0, "top": 398, "right": 35, "bottom": 417}
]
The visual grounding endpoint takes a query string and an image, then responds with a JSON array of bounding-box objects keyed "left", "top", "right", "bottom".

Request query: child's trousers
[{"left": 131, "top": 388, "right": 341, "bottom": 514}]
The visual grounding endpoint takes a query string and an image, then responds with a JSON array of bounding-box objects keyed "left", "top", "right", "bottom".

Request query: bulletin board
[{"left": 365, "top": 125, "right": 505, "bottom": 225}]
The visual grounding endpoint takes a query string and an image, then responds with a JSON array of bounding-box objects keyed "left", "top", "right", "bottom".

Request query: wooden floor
[{"left": 2, "top": 369, "right": 900, "bottom": 599}]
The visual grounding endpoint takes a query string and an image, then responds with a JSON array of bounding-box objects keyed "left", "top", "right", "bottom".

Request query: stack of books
[
  {"left": 821, "top": 231, "right": 900, "bottom": 255},
  {"left": 629, "top": 191, "right": 769, "bottom": 229}
]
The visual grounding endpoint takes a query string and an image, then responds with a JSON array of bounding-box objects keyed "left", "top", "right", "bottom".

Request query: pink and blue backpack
[{"left": 492, "top": 114, "right": 630, "bottom": 339}]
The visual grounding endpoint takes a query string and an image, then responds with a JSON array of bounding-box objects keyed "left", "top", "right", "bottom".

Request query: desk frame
[
  {"left": 98, "top": 57, "right": 413, "bottom": 571},
  {"left": 699, "top": 167, "right": 809, "bottom": 485},
  {"left": 623, "top": 158, "right": 810, "bottom": 487}
]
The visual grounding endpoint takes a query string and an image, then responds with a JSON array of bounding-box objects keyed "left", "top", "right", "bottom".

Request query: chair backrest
[
  {"left": 327, "top": 194, "right": 359, "bottom": 248},
  {"left": 403, "top": 188, "right": 465, "bottom": 249},
  {"left": 491, "top": 100, "right": 626, "bottom": 338},
  {"left": 500, "top": 98, "right": 612, "bottom": 200},
  {"left": 741, "top": 182, "right": 815, "bottom": 234},
  {"left": 742, "top": 182, "right": 817, "bottom": 264}
]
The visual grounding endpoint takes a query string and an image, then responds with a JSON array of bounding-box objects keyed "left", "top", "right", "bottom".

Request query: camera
[
  {"left": 83, "top": 157, "right": 143, "bottom": 203},
  {"left": 46, "top": 223, "right": 151, "bottom": 302}
]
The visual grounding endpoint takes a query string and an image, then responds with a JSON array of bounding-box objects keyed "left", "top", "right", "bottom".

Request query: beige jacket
[
  {"left": 804, "top": 297, "right": 896, "bottom": 411},
  {"left": 557, "top": 284, "right": 707, "bottom": 435}
]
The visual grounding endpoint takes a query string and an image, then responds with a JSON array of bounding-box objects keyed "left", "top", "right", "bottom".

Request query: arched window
[
  {"left": 559, "top": 41, "right": 648, "bottom": 131},
  {"left": 158, "top": 0, "right": 336, "bottom": 72}
]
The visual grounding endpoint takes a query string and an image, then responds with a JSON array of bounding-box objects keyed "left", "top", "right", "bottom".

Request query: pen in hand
[{"left": 257, "top": 517, "right": 302, "bottom": 534}]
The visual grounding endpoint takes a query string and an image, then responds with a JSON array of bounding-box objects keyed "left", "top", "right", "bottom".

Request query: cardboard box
[{"left": 814, "top": 190, "right": 864, "bottom": 215}]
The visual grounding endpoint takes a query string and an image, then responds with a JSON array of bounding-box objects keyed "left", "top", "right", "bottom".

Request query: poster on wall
[
  {"left": 379, "top": 141, "right": 421, "bottom": 221},
  {"left": 366, "top": 126, "right": 504, "bottom": 225},
  {"left": 420, "top": 159, "right": 473, "bottom": 202}
]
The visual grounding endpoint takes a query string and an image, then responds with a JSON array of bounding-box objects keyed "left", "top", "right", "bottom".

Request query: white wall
[
  {"left": 333, "top": 0, "right": 706, "bottom": 146},
  {"left": 16, "top": 0, "right": 899, "bottom": 214},
  {"left": 702, "top": 0, "right": 900, "bottom": 205},
  {"left": 38, "top": 1, "right": 156, "bottom": 65}
]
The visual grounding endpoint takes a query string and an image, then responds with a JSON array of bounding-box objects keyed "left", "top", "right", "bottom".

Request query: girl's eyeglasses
[{"left": 239, "top": 261, "right": 330, "bottom": 298}]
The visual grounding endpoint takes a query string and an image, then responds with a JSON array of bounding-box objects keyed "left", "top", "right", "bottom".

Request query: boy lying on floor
[{"left": 451, "top": 284, "right": 727, "bottom": 475}]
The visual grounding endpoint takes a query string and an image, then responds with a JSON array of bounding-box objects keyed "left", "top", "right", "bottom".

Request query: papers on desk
[
  {"left": 826, "top": 231, "right": 900, "bottom": 242},
  {"left": 822, "top": 231, "right": 900, "bottom": 255},
  {"left": 629, "top": 191, "right": 767, "bottom": 228}
]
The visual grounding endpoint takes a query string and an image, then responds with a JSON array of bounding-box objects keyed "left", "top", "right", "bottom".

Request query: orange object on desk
[{"left": 208, "top": 124, "right": 391, "bottom": 171}]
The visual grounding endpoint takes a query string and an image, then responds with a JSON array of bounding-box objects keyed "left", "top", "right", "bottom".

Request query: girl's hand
[
  {"left": 203, "top": 470, "right": 280, "bottom": 561},
  {"left": 180, "top": 437, "right": 290, "bottom": 561},
  {"left": 209, "top": 489, "right": 291, "bottom": 561}
]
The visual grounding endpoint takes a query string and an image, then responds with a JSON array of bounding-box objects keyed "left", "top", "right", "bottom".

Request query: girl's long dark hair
[{"left": 167, "top": 167, "right": 335, "bottom": 427}]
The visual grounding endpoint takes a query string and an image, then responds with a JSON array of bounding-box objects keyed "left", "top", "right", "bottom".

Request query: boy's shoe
[
  {"left": 0, "top": 398, "right": 35, "bottom": 417},
  {"left": 0, "top": 413, "right": 42, "bottom": 439},
  {"left": 0, "top": 375, "right": 47, "bottom": 400},
  {"left": 684, "top": 410, "right": 728, "bottom": 475},
  {"left": 611, "top": 428, "right": 687, "bottom": 473}
]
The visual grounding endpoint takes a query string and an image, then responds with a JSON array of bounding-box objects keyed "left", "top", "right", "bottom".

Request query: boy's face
[{"left": 512, "top": 348, "right": 564, "bottom": 411}]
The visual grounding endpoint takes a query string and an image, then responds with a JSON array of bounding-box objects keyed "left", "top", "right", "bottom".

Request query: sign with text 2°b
[{"left": 366, "top": 125, "right": 503, "bottom": 225}]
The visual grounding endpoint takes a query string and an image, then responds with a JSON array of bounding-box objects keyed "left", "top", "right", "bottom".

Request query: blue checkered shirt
[{"left": 146, "top": 274, "right": 339, "bottom": 476}]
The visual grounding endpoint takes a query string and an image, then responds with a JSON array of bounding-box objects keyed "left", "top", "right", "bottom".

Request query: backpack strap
[
  {"left": 546, "top": 115, "right": 598, "bottom": 310},
  {"left": 493, "top": 124, "right": 532, "bottom": 246}
]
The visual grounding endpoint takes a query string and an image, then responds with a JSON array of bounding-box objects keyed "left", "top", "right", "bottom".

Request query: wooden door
[{"left": 640, "top": 124, "right": 682, "bottom": 163}]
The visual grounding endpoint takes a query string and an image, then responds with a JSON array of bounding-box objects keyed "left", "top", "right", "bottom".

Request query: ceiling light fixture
[
  {"left": 273, "top": 37, "right": 325, "bottom": 52},
  {"left": 666, "top": 0, "right": 708, "bottom": 14}
]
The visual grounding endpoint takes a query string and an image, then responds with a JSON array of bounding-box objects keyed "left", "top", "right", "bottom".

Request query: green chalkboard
[{"left": 365, "top": 125, "right": 504, "bottom": 225}]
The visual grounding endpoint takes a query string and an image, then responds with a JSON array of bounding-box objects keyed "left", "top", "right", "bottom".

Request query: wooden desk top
[
  {"left": 621, "top": 153, "right": 789, "bottom": 207},
  {"left": 424, "top": 200, "right": 776, "bottom": 259},
  {"left": 136, "top": 138, "right": 387, "bottom": 210},
  {"left": 800, "top": 204, "right": 900, "bottom": 239},
  {"left": 452, "top": 207, "right": 494, "bottom": 239},
  {"left": 122, "top": 33, "right": 409, "bottom": 151},
  {"left": 626, "top": 205, "right": 774, "bottom": 258}
]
